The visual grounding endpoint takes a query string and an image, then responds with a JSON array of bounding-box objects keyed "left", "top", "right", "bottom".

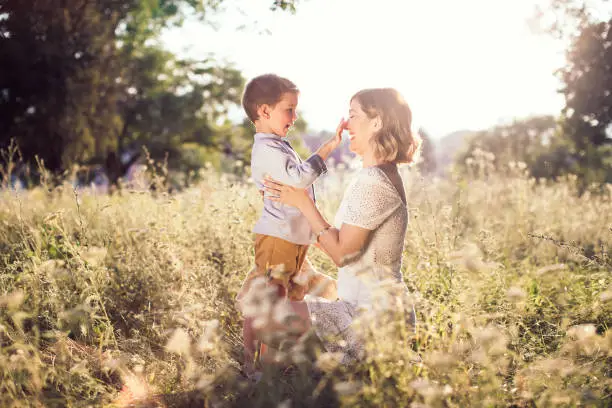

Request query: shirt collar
[{"left": 254, "top": 132, "right": 282, "bottom": 140}]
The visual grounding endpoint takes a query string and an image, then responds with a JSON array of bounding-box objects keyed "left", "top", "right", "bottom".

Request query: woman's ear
[{"left": 373, "top": 116, "right": 382, "bottom": 131}]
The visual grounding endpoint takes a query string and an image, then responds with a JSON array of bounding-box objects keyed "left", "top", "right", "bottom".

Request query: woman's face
[{"left": 346, "top": 99, "right": 378, "bottom": 156}]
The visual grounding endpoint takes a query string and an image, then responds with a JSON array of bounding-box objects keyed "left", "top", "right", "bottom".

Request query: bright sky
[{"left": 162, "top": 0, "right": 567, "bottom": 138}]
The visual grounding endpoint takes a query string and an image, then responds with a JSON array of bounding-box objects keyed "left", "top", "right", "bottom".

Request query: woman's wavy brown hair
[{"left": 351, "top": 88, "right": 421, "bottom": 165}]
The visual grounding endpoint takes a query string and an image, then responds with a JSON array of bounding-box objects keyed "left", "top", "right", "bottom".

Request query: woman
[{"left": 253, "top": 88, "right": 420, "bottom": 365}]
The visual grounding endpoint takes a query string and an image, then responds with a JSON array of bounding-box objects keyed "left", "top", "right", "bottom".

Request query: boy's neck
[{"left": 255, "top": 122, "right": 284, "bottom": 138}]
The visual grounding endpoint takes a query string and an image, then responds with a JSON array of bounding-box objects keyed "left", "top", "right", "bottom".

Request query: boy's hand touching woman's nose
[{"left": 316, "top": 118, "right": 348, "bottom": 160}]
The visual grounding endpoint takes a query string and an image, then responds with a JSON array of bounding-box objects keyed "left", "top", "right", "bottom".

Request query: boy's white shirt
[{"left": 251, "top": 132, "right": 327, "bottom": 245}]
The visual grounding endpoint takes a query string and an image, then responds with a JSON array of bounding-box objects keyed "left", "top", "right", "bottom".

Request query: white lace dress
[{"left": 305, "top": 166, "right": 412, "bottom": 364}]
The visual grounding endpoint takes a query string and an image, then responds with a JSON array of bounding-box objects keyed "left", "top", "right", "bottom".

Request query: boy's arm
[
  {"left": 254, "top": 119, "right": 345, "bottom": 189},
  {"left": 255, "top": 142, "right": 327, "bottom": 189}
]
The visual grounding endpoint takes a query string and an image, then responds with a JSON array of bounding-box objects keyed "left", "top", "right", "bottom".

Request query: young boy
[{"left": 237, "top": 74, "right": 341, "bottom": 371}]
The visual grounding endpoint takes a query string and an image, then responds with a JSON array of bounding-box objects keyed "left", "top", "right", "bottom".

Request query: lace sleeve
[{"left": 341, "top": 170, "right": 402, "bottom": 230}]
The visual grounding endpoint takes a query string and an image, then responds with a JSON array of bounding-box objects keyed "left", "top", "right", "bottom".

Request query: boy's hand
[
  {"left": 329, "top": 117, "right": 348, "bottom": 150},
  {"left": 316, "top": 118, "right": 347, "bottom": 160}
]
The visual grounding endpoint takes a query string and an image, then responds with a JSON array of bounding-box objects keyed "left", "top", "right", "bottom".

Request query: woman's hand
[{"left": 263, "top": 176, "right": 312, "bottom": 210}]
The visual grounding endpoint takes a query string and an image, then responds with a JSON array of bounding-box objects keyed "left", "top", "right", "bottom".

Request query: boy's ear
[{"left": 257, "top": 104, "right": 271, "bottom": 120}]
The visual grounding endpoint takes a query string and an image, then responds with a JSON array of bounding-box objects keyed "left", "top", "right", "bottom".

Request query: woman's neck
[{"left": 362, "top": 150, "right": 386, "bottom": 167}]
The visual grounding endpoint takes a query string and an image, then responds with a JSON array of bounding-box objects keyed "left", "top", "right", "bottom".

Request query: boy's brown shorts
[{"left": 239, "top": 234, "right": 309, "bottom": 301}]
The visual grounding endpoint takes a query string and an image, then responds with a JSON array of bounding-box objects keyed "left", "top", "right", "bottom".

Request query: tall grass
[{"left": 0, "top": 162, "right": 610, "bottom": 407}]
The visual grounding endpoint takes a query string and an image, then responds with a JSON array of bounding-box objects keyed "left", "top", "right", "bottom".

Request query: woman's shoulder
[
  {"left": 343, "top": 168, "right": 393, "bottom": 200},
  {"left": 354, "top": 166, "right": 384, "bottom": 180},
  {"left": 353, "top": 167, "right": 395, "bottom": 188},
  {"left": 345, "top": 168, "right": 376, "bottom": 192},
  {"left": 348, "top": 166, "right": 406, "bottom": 206}
]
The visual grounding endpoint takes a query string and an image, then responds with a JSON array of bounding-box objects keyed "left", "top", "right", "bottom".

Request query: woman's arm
[
  {"left": 301, "top": 201, "right": 371, "bottom": 266},
  {"left": 263, "top": 178, "right": 371, "bottom": 267}
]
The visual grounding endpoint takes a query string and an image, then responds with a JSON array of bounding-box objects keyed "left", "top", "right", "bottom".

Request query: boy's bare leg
[
  {"left": 242, "top": 317, "right": 258, "bottom": 374},
  {"left": 252, "top": 299, "right": 312, "bottom": 344},
  {"left": 239, "top": 276, "right": 285, "bottom": 374},
  {"left": 244, "top": 297, "right": 311, "bottom": 372},
  {"left": 242, "top": 279, "right": 291, "bottom": 373},
  {"left": 236, "top": 266, "right": 260, "bottom": 305}
]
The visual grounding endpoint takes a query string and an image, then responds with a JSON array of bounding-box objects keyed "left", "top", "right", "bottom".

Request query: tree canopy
[
  {"left": 0, "top": 0, "right": 298, "bottom": 183},
  {"left": 456, "top": 1, "right": 611, "bottom": 187}
]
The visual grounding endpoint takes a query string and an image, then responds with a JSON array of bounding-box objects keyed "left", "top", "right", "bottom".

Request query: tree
[
  {"left": 559, "top": 18, "right": 612, "bottom": 146},
  {"left": 456, "top": 116, "right": 558, "bottom": 175},
  {"left": 416, "top": 128, "right": 436, "bottom": 175},
  {"left": 0, "top": 0, "right": 298, "bottom": 180},
  {"left": 534, "top": 0, "right": 610, "bottom": 39},
  {"left": 0, "top": 0, "right": 121, "bottom": 172},
  {"left": 114, "top": 47, "right": 243, "bottom": 158},
  {"left": 536, "top": 0, "right": 612, "bottom": 186},
  {"left": 558, "top": 18, "right": 612, "bottom": 185}
]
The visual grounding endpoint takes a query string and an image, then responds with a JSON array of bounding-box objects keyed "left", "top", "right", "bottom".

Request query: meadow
[{"left": 0, "top": 160, "right": 611, "bottom": 407}]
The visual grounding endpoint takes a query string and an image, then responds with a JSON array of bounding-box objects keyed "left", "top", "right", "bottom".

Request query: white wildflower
[
  {"left": 566, "top": 324, "right": 597, "bottom": 341},
  {"left": 506, "top": 286, "right": 526, "bottom": 302},
  {"left": 333, "top": 381, "right": 361, "bottom": 396},
  {"left": 165, "top": 328, "right": 191, "bottom": 355},
  {"left": 536, "top": 263, "right": 567, "bottom": 276}
]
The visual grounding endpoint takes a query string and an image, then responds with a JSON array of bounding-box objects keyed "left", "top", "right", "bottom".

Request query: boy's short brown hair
[{"left": 242, "top": 74, "right": 299, "bottom": 123}]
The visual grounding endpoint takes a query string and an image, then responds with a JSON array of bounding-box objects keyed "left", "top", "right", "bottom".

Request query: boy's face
[{"left": 257, "top": 92, "right": 299, "bottom": 137}]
